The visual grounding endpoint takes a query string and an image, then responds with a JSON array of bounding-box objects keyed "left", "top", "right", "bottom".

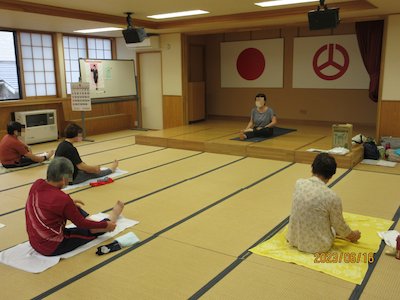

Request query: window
[
  {"left": 63, "top": 36, "right": 87, "bottom": 94},
  {"left": 0, "top": 31, "right": 20, "bottom": 100},
  {"left": 88, "top": 38, "right": 112, "bottom": 60},
  {"left": 63, "top": 36, "right": 112, "bottom": 94},
  {"left": 20, "top": 32, "right": 57, "bottom": 97}
]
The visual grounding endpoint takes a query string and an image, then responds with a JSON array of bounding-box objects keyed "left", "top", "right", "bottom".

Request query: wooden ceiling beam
[{"left": 0, "top": 0, "right": 377, "bottom": 31}]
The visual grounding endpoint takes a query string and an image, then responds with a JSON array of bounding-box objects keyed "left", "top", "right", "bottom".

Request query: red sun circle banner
[{"left": 236, "top": 48, "right": 266, "bottom": 80}]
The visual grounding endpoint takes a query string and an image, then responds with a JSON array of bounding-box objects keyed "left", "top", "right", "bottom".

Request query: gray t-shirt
[{"left": 251, "top": 107, "right": 275, "bottom": 127}]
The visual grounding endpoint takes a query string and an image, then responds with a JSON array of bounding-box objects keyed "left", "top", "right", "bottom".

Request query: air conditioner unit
[
  {"left": 126, "top": 36, "right": 160, "bottom": 50},
  {"left": 14, "top": 109, "right": 58, "bottom": 144}
]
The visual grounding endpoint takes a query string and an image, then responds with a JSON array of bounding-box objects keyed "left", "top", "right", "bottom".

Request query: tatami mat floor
[{"left": 0, "top": 124, "right": 398, "bottom": 299}]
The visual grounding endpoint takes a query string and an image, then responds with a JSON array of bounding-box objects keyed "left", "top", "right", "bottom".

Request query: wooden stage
[{"left": 135, "top": 120, "right": 371, "bottom": 168}]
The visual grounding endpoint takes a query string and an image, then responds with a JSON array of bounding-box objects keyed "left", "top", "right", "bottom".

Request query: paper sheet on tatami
[
  {"left": 0, "top": 213, "right": 138, "bottom": 273},
  {"left": 250, "top": 212, "right": 393, "bottom": 284},
  {"left": 62, "top": 168, "right": 128, "bottom": 191}
]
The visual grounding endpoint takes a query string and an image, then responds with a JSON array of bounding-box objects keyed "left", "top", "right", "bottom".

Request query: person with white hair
[{"left": 25, "top": 157, "right": 124, "bottom": 256}]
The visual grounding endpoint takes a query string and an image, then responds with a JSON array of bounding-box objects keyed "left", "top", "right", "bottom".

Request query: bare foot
[
  {"left": 110, "top": 160, "right": 119, "bottom": 172},
  {"left": 47, "top": 150, "right": 55, "bottom": 159},
  {"left": 108, "top": 200, "right": 124, "bottom": 222},
  {"left": 239, "top": 133, "right": 247, "bottom": 140},
  {"left": 113, "top": 200, "right": 124, "bottom": 215}
]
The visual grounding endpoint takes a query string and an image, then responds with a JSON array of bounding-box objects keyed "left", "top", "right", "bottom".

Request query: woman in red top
[
  {"left": 25, "top": 157, "right": 124, "bottom": 256},
  {"left": 0, "top": 121, "right": 54, "bottom": 168}
]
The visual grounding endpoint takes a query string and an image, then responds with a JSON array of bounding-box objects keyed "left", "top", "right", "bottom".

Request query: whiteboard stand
[
  {"left": 71, "top": 82, "right": 94, "bottom": 142},
  {"left": 81, "top": 111, "right": 94, "bottom": 142},
  {"left": 78, "top": 59, "right": 146, "bottom": 132},
  {"left": 132, "top": 75, "right": 148, "bottom": 131}
]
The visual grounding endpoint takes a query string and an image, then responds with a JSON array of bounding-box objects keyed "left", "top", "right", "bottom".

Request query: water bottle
[{"left": 385, "top": 143, "right": 391, "bottom": 160}]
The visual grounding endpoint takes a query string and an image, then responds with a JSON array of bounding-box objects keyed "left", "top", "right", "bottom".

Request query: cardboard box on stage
[{"left": 332, "top": 124, "right": 353, "bottom": 150}]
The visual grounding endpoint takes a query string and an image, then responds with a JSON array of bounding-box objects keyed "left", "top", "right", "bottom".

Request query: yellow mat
[{"left": 250, "top": 212, "right": 393, "bottom": 284}]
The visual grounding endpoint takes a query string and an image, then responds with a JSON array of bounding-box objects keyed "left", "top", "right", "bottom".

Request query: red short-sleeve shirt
[{"left": 0, "top": 134, "right": 29, "bottom": 165}]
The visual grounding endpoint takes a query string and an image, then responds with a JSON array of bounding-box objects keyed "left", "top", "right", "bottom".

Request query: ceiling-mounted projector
[
  {"left": 122, "top": 12, "right": 147, "bottom": 44},
  {"left": 308, "top": 0, "right": 340, "bottom": 30}
]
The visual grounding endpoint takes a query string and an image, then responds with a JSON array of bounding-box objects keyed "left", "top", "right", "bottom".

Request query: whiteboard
[{"left": 79, "top": 59, "right": 137, "bottom": 99}]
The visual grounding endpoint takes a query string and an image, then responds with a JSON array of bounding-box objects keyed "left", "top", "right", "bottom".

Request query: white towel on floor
[
  {"left": 62, "top": 168, "right": 128, "bottom": 191},
  {"left": 306, "top": 147, "right": 350, "bottom": 155},
  {"left": 0, "top": 213, "right": 138, "bottom": 273},
  {"left": 378, "top": 230, "right": 400, "bottom": 248},
  {"left": 361, "top": 159, "right": 397, "bottom": 167}
]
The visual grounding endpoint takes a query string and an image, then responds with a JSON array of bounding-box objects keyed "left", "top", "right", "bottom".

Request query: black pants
[
  {"left": 2, "top": 157, "right": 36, "bottom": 169},
  {"left": 72, "top": 168, "right": 112, "bottom": 185},
  {"left": 245, "top": 127, "right": 274, "bottom": 139},
  {"left": 51, "top": 208, "right": 108, "bottom": 256}
]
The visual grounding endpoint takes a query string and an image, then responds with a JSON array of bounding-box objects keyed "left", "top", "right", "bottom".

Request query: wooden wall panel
[
  {"left": 379, "top": 101, "right": 400, "bottom": 137},
  {"left": 163, "top": 95, "right": 184, "bottom": 129},
  {"left": 0, "top": 97, "right": 137, "bottom": 139},
  {"left": 188, "top": 82, "right": 205, "bottom": 122},
  {"left": 61, "top": 98, "right": 137, "bottom": 136},
  {"left": 0, "top": 99, "right": 64, "bottom": 139}
]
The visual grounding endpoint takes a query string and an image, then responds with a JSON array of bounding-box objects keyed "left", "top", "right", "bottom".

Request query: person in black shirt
[{"left": 55, "top": 123, "right": 118, "bottom": 185}]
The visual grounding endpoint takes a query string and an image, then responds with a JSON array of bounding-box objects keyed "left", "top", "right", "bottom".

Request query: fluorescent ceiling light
[
  {"left": 74, "top": 27, "right": 123, "bottom": 34},
  {"left": 255, "top": 0, "right": 317, "bottom": 8},
  {"left": 147, "top": 10, "right": 209, "bottom": 20}
]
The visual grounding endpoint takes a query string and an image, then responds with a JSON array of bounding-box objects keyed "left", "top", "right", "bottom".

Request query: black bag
[{"left": 363, "top": 141, "right": 380, "bottom": 160}]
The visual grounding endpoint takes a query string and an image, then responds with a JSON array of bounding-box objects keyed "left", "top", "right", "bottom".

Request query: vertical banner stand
[{"left": 70, "top": 81, "right": 94, "bottom": 142}]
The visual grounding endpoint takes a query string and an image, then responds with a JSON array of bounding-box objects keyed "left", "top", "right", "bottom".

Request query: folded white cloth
[
  {"left": 327, "top": 147, "right": 350, "bottom": 155},
  {"left": 62, "top": 168, "right": 128, "bottom": 191},
  {"left": 361, "top": 159, "right": 397, "bottom": 167},
  {"left": 0, "top": 213, "right": 138, "bottom": 273},
  {"left": 306, "top": 147, "right": 350, "bottom": 155},
  {"left": 115, "top": 232, "right": 140, "bottom": 247},
  {"left": 378, "top": 230, "right": 399, "bottom": 249}
]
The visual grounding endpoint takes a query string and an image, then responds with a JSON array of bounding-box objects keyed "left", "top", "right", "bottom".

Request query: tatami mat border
[
  {"left": 0, "top": 143, "right": 143, "bottom": 193},
  {"left": 0, "top": 134, "right": 137, "bottom": 176},
  {"left": 0, "top": 147, "right": 170, "bottom": 217},
  {"left": 31, "top": 162, "right": 295, "bottom": 299},
  {"left": 349, "top": 206, "right": 400, "bottom": 300},
  {"left": 0, "top": 152, "right": 233, "bottom": 251},
  {"left": 189, "top": 168, "right": 353, "bottom": 299}
]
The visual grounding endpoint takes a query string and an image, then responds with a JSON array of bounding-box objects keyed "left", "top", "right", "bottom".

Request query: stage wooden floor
[
  {"left": 0, "top": 124, "right": 399, "bottom": 299},
  {"left": 135, "top": 120, "right": 372, "bottom": 168}
]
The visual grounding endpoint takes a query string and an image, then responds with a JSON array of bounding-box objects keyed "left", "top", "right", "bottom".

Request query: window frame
[
  {"left": 0, "top": 30, "right": 23, "bottom": 101},
  {"left": 17, "top": 30, "right": 58, "bottom": 99},
  {"left": 62, "top": 34, "right": 114, "bottom": 95}
]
